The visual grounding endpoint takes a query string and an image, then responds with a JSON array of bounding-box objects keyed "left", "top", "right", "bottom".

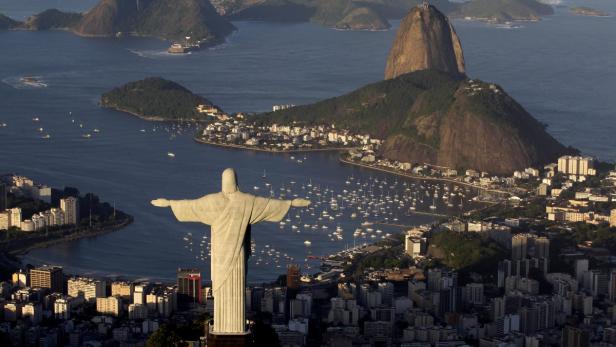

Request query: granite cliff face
[
  {"left": 377, "top": 77, "right": 569, "bottom": 174},
  {"left": 384, "top": 4, "right": 464, "bottom": 79}
]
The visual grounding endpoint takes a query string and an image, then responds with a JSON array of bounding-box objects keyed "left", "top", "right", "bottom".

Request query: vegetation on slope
[
  {"left": 450, "top": 0, "right": 554, "bottom": 22},
  {"left": 0, "top": 0, "right": 235, "bottom": 44},
  {"left": 134, "top": 0, "right": 236, "bottom": 42},
  {"left": 428, "top": 230, "right": 507, "bottom": 273},
  {"left": 255, "top": 69, "right": 570, "bottom": 174},
  {"left": 255, "top": 69, "right": 460, "bottom": 138},
  {"left": 335, "top": 7, "right": 390, "bottom": 30},
  {"left": 0, "top": 13, "right": 20, "bottom": 29},
  {"left": 101, "top": 77, "right": 213, "bottom": 121},
  {"left": 23, "top": 9, "right": 83, "bottom": 30}
]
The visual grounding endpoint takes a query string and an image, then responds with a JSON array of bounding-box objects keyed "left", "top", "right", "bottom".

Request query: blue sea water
[{"left": 0, "top": 0, "right": 614, "bottom": 282}]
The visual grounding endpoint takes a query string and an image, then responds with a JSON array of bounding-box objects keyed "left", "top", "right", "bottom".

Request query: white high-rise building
[
  {"left": 96, "top": 296, "right": 122, "bottom": 317},
  {"left": 60, "top": 197, "right": 79, "bottom": 225},
  {"left": 134, "top": 284, "right": 146, "bottom": 305},
  {"left": 9, "top": 207, "right": 21, "bottom": 229},
  {"left": 68, "top": 277, "right": 106, "bottom": 303},
  {"left": 557, "top": 156, "right": 595, "bottom": 176},
  {"left": 54, "top": 298, "right": 71, "bottom": 320},
  {"left": 50, "top": 208, "right": 65, "bottom": 226},
  {"left": 0, "top": 211, "right": 10, "bottom": 230},
  {"left": 21, "top": 302, "right": 42, "bottom": 324}
]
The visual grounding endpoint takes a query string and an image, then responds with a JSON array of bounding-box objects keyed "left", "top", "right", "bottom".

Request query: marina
[{"left": 1, "top": 13, "right": 614, "bottom": 282}]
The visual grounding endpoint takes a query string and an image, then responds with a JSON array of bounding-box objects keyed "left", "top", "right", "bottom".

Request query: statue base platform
[{"left": 207, "top": 331, "right": 250, "bottom": 347}]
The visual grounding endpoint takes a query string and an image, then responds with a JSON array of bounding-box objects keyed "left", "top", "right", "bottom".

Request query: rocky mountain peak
[{"left": 384, "top": 4, "right": 465, "bottom": 79}]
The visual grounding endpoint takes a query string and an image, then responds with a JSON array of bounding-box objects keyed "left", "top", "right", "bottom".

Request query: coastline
[
  {"left": 102, "top": 105, "right": 211, "bottom": 123},
  {"left": 194, "top": 135, "right": 513, "bottom": 196},
  {"left": 193, "top": 136, "right": 358, "bottom": 153},
  {"left": 0, "top": 216, "right": 133, "bottom": 272},
  {"left": 338, "top": 156, "right": 512, "bottom": 195}
]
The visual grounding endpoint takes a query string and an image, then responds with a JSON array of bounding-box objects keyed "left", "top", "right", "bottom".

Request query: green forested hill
[{"left": 101, "top": 77, "right": 213, "bottom": 121}]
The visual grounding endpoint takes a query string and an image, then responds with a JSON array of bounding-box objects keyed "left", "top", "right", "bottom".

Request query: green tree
[{"left": 146, "top": 324, "right": 181, "bottom": 347}]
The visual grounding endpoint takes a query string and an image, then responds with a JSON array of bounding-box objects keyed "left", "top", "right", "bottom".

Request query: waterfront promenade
[
  {"left": 194, "top": 136, "right": 358, "bottom": 153},
  {"left": 338, "top": 156, "right": 514, "bottom": 196}
]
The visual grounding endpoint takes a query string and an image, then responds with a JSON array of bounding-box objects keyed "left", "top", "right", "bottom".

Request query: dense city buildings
[
  {"left": 177, "top": 268, "right": 202, "bottom": 304},
  {"left": 0, "top": 175, "right": 80, "bottom": 231},
  {"left": 1, "top": 156, "right": 615, "bottom": 346}
]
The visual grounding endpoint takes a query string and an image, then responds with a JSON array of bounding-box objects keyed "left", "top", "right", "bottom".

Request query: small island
[
  {"left": 570, "top": 6, "right": 610, "bottom": 17},
  {"left": 100, "top": 77, "right": 223, "bottom": 122}
]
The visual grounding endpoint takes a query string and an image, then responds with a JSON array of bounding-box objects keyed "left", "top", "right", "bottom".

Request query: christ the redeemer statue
[{"left": 151, "top": 168, "right": 310, "bottom": 335}]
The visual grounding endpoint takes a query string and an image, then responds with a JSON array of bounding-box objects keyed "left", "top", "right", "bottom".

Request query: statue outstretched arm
[
  {"left": 250, "top": 196, "right": 309, "bottom": 224},
  {"left": 151, "top": 196, "right": 219, "bottom": 224},
  {"left": 151, "top": 198, "right": 171, "bottom": 207},
  {"left": 291, "top": 198, "right": 311, "bottom": 207}
]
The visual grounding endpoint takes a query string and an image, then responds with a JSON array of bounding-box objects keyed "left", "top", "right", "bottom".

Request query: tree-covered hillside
[{"left": 101, "top": 77, "right": 213, "bottom": 121}]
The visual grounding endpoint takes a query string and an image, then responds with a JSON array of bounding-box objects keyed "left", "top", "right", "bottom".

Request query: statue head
[{"left": 222, "top": 168, "right": 239, "bottom": 194}]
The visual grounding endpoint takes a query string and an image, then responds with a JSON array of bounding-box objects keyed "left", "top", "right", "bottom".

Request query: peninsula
[
  {"left": 0, "top": 174, "right": 133, "bottom": 277},
  {"left": 570, "top": 6, "right": 610, "bottom": 17},
  {"left": 100, "top": 77, "right": 222, "bottom": 122},
  {"left": 257, "top": 4, "right": 570, "bottom": 175}
]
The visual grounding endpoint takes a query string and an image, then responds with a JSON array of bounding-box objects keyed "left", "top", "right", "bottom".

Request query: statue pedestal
[{"left": 207, "top": 331, "right": 250, "bottom": 347}]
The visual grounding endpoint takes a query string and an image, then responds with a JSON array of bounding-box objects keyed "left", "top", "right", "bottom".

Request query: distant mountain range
[
  {"left": 0, "top": 0, "right": 236, "bottom": 44},
  {"left": 209, "top": 0, "right": 555, "bottom": 29},
  {"left": 256, "top": 4, "right": 571, "bottom": 174},
  {"left": 0, "top": 0, "right": 555, "bottom": 38},
  {"left": 449, "top": 0, "right": 554, "bottom": 22}
]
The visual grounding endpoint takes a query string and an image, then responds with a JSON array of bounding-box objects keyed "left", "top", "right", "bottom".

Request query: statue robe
[{"left": 169, "top": 192, "right": 291, "bottom": 333}]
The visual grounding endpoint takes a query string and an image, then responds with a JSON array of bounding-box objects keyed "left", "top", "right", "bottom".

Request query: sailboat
[
  {"left": 429, "top": 198, "right": 437, "bottom": 210},
  {"left": 262, "top": 169, "right": 267, "bottom": 179}
]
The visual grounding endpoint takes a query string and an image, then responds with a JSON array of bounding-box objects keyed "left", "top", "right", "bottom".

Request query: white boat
[
  {"left": 32, "top": 117, "right": 40, "bottom": 122},
  {"left": 167, "top": 152, "right": 175, "bottom": 158},
  {"left": 82, "top": 133, "right": 91, "bottom": 138},
  {"left": 303, "top": 240, "right": 312, "bottom": 246},
  {"left": 41, "top": 134, "right": 51, "bottom": 139},
  {"left": 93, "top": 128, "right": 100, "bottom": 133}
]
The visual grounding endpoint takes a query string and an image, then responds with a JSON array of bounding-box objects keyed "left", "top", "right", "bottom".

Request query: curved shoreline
[
  {"left": 102, "top": 105, "right": 211, "bottom": 123},
  {"left": 0, "top": 216, "right": 133, "bottom": 272},
  {"left": 338, "top": 156, "right": 512, "bottom": 195},
  {"left": 193, "top": 136, "right": 358, "bottom": 153}
]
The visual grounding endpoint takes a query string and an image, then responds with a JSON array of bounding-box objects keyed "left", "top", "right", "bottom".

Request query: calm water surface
[{"left": 0, "top": 0, "right": 614, "bottom": 282}]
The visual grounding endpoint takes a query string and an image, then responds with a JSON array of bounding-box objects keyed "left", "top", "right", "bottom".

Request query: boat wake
[
  {"left": 127, "top": 48, "right": 188, "bottom": 59},
  {"left": 2, "top": 75, "right": 49, "bottom": 89},
  {"left": 494, "top": 23, "right": 524, "bottom": 30}
]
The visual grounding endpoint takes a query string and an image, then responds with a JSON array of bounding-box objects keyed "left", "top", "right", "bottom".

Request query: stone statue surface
[{"left": 151, "top": 168, "right": 310, "bottom": 334}]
